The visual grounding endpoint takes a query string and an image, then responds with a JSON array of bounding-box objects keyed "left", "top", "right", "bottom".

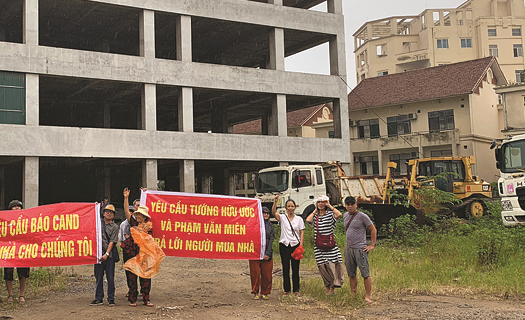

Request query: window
[
  {"left": 0, "top": 71, "right": 25, "bottom": 124},
  {"left": 315, "top": 169, "right": 323, "bottom": 185},
  {"left": 360, "top": 156, "right": 379, "bottom": 175},
  {"left": 389, "top": 153, "right": 415, "bottom": 174},
  {"left": 428, "top": 109, "right": 455, "bottom": 132},
  {"left": 460, "top": 38, "right": 472, "bottom": 48},
  {"left": 377, "top": 71, "right": 388, "bottom": 76},
  {"left": 376, "top": 44, "right": 387, "bottom": 56},
  {"left": 430, "top": 150, "right": 453, "bottom": 157},
  {"left": 488, "top": 28, "right": 497, "bottom": 36},
  {"left": 436, "top": 39, "right": 449, "bottom": 48},
  {"left": 513, "top": 28, "right": 521, "bottom": 36},
  {"left": 514, "top": 44, "right": 523, "bottom": 57},
  {"left": 328, "top": 131, "right": 334, "bottom": 138},
  {"left": 357, "top": 119, "right": 380, "bottom": 139},
  {"left": 387, "top": 115, "right": 411, "bottom": 137},
  {"left": 291, "top": 170, "right": 312, "bottom": 188},
  {"left": 516, "top": 70, "right": 524, "bottom": 83},
  {"left": 489, "top": 44, "right": 498, "bottom": 57}
]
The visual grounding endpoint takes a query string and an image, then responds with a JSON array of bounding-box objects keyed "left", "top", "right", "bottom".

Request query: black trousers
[{"left": 279, "top": 243, "right": 301, "bottom": 293}]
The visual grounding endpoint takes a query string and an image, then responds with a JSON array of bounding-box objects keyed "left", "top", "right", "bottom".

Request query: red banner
[
  {"left": 141, "top": 191, "right": 265, "bottom": 260},
  {"left": 0, "top": 203, "right": 100, "bottom": 267}
]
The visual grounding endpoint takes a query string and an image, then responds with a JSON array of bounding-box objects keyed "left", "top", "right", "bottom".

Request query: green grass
[{"left": 273, "top": 202, "right": 525, "bottom": 310}]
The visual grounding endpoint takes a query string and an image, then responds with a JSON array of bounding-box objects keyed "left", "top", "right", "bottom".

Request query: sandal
[
  {"left": 144, "top": 301, "right": 154, "bottom": 307},
  {"left": 261, "top": 295, "right": 269, "bottom": 300},
  {"left": 7, "top": 295, "right": 13, "bottom": 303},
  {"left": 129, "top": 302, "right": 137, "bottom": 307},
  {"left": 19, "top": 296, "right": 25, "bottom": 303},
  {"left": 253, "top": 294, "right": 260, "bottom": 300}
]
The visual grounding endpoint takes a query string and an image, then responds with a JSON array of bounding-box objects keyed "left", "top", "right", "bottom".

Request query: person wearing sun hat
[
  {"left": 249, "top": 206, "right": 275, "bottom": 300},
  {"left": 305, "top": 195, "right": 344, "bottom": 296},
  {"left": 90, "top": 203, "right": 119, "bottom": 307},
  {"left": 122, "top": 188, "right": 165, "bottom": 307}
]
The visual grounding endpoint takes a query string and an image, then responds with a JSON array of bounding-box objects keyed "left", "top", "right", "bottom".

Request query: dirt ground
[{"left": 0, "top": 257, "right": 524, "bottom": 320}]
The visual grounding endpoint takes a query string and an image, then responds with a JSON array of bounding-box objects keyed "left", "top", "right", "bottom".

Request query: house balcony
[{"left": 350, "top": 129, "right": 459, "bottom": 153}]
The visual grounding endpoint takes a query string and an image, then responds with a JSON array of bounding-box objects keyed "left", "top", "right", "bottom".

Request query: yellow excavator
[{"left": 381, "top": 156, "right": 492, "bottom": 218}]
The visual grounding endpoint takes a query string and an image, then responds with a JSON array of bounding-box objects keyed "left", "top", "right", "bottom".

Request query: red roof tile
[
  {"left": 348, "top": 57, "right": 505, "bottom": 110},
  {"left": 233, "top": 104, "right": 326, "bottom": 134}
]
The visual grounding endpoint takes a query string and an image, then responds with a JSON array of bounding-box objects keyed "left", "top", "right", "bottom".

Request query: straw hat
[
  {"left": 134, "top": 206, "right": 151, "bottom": 218},
  {"left": 103, "top": 204, "right": 116, "bottom": 214}
]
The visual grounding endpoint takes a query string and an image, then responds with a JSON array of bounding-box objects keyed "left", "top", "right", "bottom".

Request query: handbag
[
  {"left": 102, "top": 222, "right": 120, "bottom": 263},
  {"left": 285, "top": 215, "right": 304, "bottom": 260},
  {"left": 314, "top": 213, "right": 336, "bottom": 251}
]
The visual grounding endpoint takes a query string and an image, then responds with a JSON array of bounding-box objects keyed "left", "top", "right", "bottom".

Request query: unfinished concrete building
[
  {"left": 0, "top": 0, "right": 349, "bottom": 209},
  {"left": 354, "top": 0, "right": 525, "bottom": 84}
]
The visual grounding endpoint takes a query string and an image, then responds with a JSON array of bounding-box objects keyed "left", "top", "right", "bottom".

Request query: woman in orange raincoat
[{"left": 122, "top": 188, "right": 165, "bottom": 307}]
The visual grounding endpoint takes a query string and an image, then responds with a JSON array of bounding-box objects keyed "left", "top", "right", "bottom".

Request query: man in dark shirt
[{"left": 90, "top": 204, "right": 119, "bottom": 306}]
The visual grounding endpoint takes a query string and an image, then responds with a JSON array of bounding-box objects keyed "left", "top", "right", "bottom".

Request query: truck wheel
[
  {"left": 326, "top": 182, "right": 340, "bottom": 206},
  {"left": 302, "top": 204, "right": 316, "bottom": 221},
  {"left": 467, "top": 200, "right": 485, "bottom": 219}
]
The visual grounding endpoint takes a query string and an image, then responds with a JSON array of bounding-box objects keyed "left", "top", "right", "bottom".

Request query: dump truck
[
  {"left": 255, "top": 156, "right": 491, "bottom": 227},
  {"left": 255, "top": 162, "right": 408, "bottom": 227},
  {"left": 491, "top": 134, "right": 525, "bottom": 226}
]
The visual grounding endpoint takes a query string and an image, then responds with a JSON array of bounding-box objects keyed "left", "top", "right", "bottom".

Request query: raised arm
[
  {"left": 272, "top": 194, "right": 281, "bottom": 223},
  {"left": 305, "top": 207, "right": 317, "bottom": 224},
  {"left": 123, "top": 187, "right": 132, "bottom": 222},
  {"left": 328, "top": 203, "right": 342, "bottom": 219}
]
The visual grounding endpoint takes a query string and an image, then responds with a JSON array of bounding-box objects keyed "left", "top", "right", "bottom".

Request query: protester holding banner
[
  {"left": 123, "top": 188, "right": 155, "bottom": 307},
  {"left": 90, "top": 204, "right": 119, "bottom": 307},
  {"left": 249, "top": 206, "right": 274, "bottom": 300},
  {"left": 305, "top": 195, "right": 344, "bottom": 296},
  {"left": 272, "top": 195, "right": 304, "bottom": 296},
  {"left": 4, "top": 200, "right": 29, "bottom": 303}
]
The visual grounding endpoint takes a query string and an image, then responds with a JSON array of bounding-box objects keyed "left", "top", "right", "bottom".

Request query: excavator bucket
[{"left": 357, "top": 203, "right": 418, "bottom": 229}]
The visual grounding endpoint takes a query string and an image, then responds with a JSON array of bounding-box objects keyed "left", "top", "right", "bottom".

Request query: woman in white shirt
[{"left": 272, "top": 194, "right": 305, "bottom": 296}]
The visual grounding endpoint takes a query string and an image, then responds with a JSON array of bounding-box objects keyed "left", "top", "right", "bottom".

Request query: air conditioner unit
[
  {"left": 349, "top": 120, "right": 357, "bottom": 127},
  {"left": 408, "top": 113, "right": 418, "bottom": 120}
]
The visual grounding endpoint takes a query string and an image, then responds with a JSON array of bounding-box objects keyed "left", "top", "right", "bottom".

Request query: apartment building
[
  {"left": 354, "top": 0, "right": 525, "bottom": 84},
  {"left": 0, "top": 0, "right": 349, "bottom": 209},
  {"left": 495, "top": 82, "right": 525, "bottom": 135},
  {"left": 348, "top": 57, "right": 505, "bottom": 181}
]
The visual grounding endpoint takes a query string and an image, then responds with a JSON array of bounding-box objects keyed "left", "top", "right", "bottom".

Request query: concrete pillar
[
  {"left": 269, "top": 28, "right": 284, "bottom": 71},
  {"left": 178, "top": 87, "right": 193, "bottom": 132},
  {"left": 103, "top": 103, "right": 110, "bottom": 128},
  {"left": 142, "top": 84, "right": 156, "bottom": 131},
  {"left": 262, "top": 112, "right": 269, "bottom": 135},
  {"left": 201, "top": 175, "right": 211, "bottom": 194},
  {"left": 268, "top": 94, "right": 287, "bottom": 137},
  {"left": 142, "top": 159, "right": 158, "bottom": 190},
  {"left": 331, "top": 98, "right": 349, "bottom": 141},
  {"left": 211, "top": 109, "right": 228, "bottom": 133},
  {"left": 140, "top": 10, "right": 155, "bottom": 58},
  {"left": 23, "top": 157, "right": 38, "bottom": 209},
  {"left": 0, "top": 167, "right": 4, "bottom": 210},
  {"left": 390, "top": 18, "right": 397, "bottom": 35},
  {"left": 228, "top": 174, "right": 235, "bottom": 196},
  {"left": 179, "top": 160, "right": 195, "bottom": 193},
  {"left": 327, "top": 0, "right": 343, "bottom": 14},
  {"left": 176, "top": 15, "right": 192, "bottom": 61},
  {"left": 329, "top": 33, "right": 347, "bottom": 77},
  {"left": 268, "top": 0, "right": 283, "bottom": 5},
  {"left": 104, "top": 167, "right": 111, "bottom": 201},
  {"left": 23, "top": 0, "right": 38, "bottom": 45},
  {"left": 25, "top": 74, "right": 39, "bottom": 126}
]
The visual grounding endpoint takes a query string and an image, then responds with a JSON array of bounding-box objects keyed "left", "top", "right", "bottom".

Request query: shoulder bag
[{"left": 315, "top": 213, "right": 336, "bottom": 251}]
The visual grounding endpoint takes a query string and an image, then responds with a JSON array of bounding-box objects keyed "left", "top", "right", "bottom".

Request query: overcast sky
[{"left": 285, "top": 0, "right": 465, "bottom": 90}]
